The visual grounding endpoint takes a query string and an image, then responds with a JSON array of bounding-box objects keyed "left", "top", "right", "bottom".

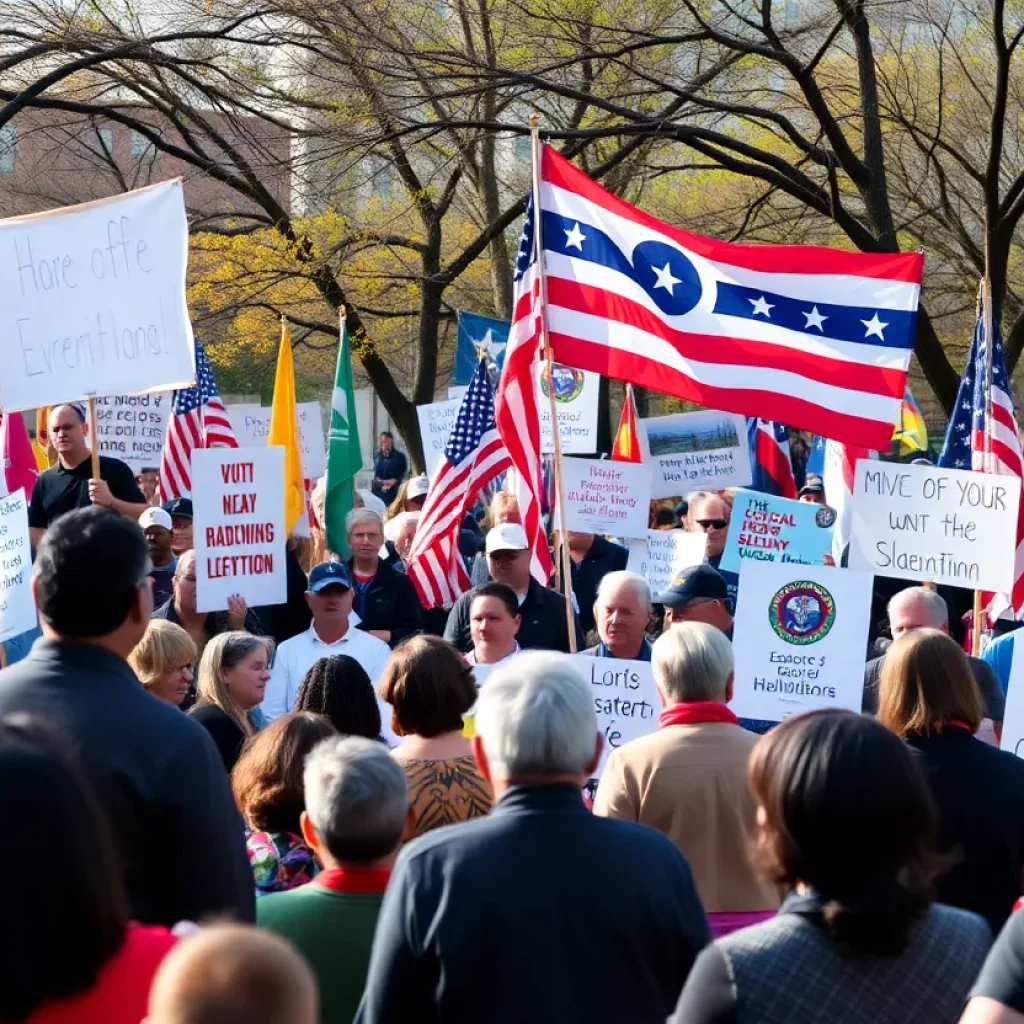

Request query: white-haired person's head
[
  {"left": 593, "top": 571, "right": 652, "bottom": 660},
  {"left": 300, "top": 736, "right": 412, "bottom": 870},
  {"left": 345, "top": 508, "right": 385, "bottom": 573},
  {"left": 887, "top": 586, "right": 948, "bottom": 641},
  {"left": 651, "top": 621, "right": 734, "bottom": 707},
  {"left": 472, "top": 652, "right": 600, "bottom": 797}
]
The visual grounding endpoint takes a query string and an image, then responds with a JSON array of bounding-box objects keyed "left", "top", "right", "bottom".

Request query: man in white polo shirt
[{"left": 262, "top": 561, "right": 391, "bottom": 722}]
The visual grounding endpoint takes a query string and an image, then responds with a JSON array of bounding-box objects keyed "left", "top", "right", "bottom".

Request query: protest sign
[
  {"left": 731, "top": 561, "right": 871, "bottom": 723},
  {"left": 0, "top": 182, "right": 196, "bottom": 412},
  {"left": 537, "top": 365, "right": 600, "bottom": 454},
  {"left": 93, "top": 392, "right": 171, "bottom": 471},
  {"left": 227, "top": 402, "right": 327, "bottom": 479},
  {"left": 720, "top": 490, "right": 835, "bottom": 575},
  {"left": 640, "top": 410, "right": 752, "bottom": 498},
  {"left": 626, "top": 530, "right": 708, "bottom": 594},
  {"left": 560, "top": 456, "right": 652, "bottom": 539},
  {"left": 192, "top": 447, "right": 287, "bottom": 613},
  {"left": 848, "top": 461, "right": 1019, "bottom": 592},
  {"left": 416, "top": 399, "right": 460, "bottom": 478},
  {"left": 0, "top": 491, "right": 34, "bottom": 642},
  {"left": 1001, "top": 641, "right": 1024, "bottom": 759}
]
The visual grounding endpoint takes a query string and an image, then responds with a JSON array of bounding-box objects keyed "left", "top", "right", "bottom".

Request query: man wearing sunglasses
[{"left": 685, "top": 491, "right": 738, "bottom": 614}]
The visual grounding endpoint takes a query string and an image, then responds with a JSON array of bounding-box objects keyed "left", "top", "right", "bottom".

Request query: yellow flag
[{"left": 269, "top": 317, "right": 305, "bottom": 534}]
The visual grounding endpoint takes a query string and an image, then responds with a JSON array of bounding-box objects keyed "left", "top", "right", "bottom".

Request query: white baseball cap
[
  {"left": 139, "top": 507, "right": 173, "bottom": 532},
  {"left": 407, "top": 476, "right": 430, "bottom": 500},
  {"left": 486, "top": 522, "right": 529, "bottom": 554}
]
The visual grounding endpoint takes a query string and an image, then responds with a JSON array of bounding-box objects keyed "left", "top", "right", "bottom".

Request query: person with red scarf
[{"left": 593, "top": 621, "right": 779, "bottom": 936}]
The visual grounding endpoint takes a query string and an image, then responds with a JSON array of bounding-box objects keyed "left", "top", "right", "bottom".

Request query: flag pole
[
  {"left": 971, "top": 278, "right": 995, "bottom": 655},
  {"left": 87, "top": 395, "right": 100, "bottom": 478},
  {"left": 530, "top": 113, "right": 577, "bottom": 652}
]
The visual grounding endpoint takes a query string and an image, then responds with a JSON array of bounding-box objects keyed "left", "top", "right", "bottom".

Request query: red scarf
[{"left": 659, "top": 701, "right": 739, "bottom": 729}]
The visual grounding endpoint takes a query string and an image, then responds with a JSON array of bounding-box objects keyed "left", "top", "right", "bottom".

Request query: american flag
[
  {"left": 748, "top": 419, "right": 797, "bottom": 499},
  {"left": 406, "top": 358, "right": 511, "bottom": 609},
  {"left": 939, "top": 316, "right": 1024, "bottom": 620},
  {"left": 159, "top": 338, "right": 238, "bottom": 499},
  {"left": 495, "top": 196, "right": 554, "bottom": 585},
  {"left": 535, "top": 144, "right": 923, "bottom": 451}
]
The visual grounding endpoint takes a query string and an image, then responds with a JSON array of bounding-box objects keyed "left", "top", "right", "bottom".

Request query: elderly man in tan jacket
[{"left": 593, "top": 621, "right": 778, "bottom": 937}]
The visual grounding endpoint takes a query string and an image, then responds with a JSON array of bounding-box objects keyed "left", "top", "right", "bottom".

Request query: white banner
[
  {"left": 416, "top": 399, "right": 461, "bottom": 478},
  {"left": 538, "top": 365, "right": 600, "bottom": 454},
  {"left": 626, "top": 529, "right": 708, "bottom": 595},
  {"left": 731, "top": 561, "right": 871, "bottom": 723},
  {"left": 227, "top": 402, "right": 327, "bottom": 479},
  {"left": 641, "top": 410, "right": 751, "bottom": 499},
  {"left": 848, "top": 460, "right": 1020, "bottom": 592},
  {"left": 0, "top": 182, "right": 196, "bottom": 411},
  {"left": 0, "top": 490, "right": 35, "bottom": 642},
  {"left": 560, "top": 456, "right": 652, "bottom": 539},
  {"left": 192, "top": 447, "right": 287, "bottom": 613},
  {"left": 93, "top": 392, "right": 171, "bottom": 472}
]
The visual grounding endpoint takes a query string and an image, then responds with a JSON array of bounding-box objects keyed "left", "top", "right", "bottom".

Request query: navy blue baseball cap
[
  {"left": 308, "top": 561, "right": 352, "bottom": 593},
  {"left": 655, "top": 564, "right": 728, "bottom": 609},
  {"left": 162, "top": 497, "right": 193, "bottom": 520}
]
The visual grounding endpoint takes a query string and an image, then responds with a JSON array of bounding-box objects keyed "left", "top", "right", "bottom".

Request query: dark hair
[
  {"left": 471, "top": 581, "right": 520, "bottom": 620},
  {"left": 294, "top": 656, "right": 382, "bottom": 740},
  {"left": 35, "top": 506, "right": 150, "bottom": 637},
  {"left": 232, "top": 712, "right": 338, "bottom": 834},
  {"left": 653, "top": 507, "right": 676, "bottom": 528},
  {"left": 378, "top": 635, "right": 476, "bottom": 737},
  {"left": 748, "top": 709, "right": 939, "bottom": 956},
  {"left": 0, "top": 716, "right": 128, "bottom": 1019},
  {"left": 380, "top": 431, "right": 393, "bottom": 439}
]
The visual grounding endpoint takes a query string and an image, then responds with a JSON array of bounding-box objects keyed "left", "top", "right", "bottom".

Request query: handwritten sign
[
  {"left": 538, "top": 365, "right": 600, "bottom": 454},
  {"left": 416, "top": 399, "right": 461, "bottom": 478},
  {"left": 720, "top": 490, "right": 835, "bottom": 575},
  {"left": 0, "top": 182, "right": 196, "bottom": 411},
  {"left": 228, "top": 402, "right": 327, "bottom": 478},
  {"left": 560, "top": 456, "right": 652, "bottom": 539},
  {"left": 192, "top": 447, "right": 287, "bottom": 613},
  {"left": 0, "top": 491, "right": 35, "bottom": 642},
  {"left": 731, "top": 561, "right": 871, "bottom": 723},
  {"left": 641, "top": 410, "right": 751, "bottom": 499},
  {"left": 93, "top": 392, "right": 171, "bottom": 471},
  {"left": 627, "top": 530, "right": 708, "bottom": 594},
  {"left": 848, "top": 461, "right": 1019, "bottom": 592}
]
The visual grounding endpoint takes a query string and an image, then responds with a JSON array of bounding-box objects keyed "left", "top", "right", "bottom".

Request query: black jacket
[
  {"left": 189, "top": 702, "right": 248, "bottom": 773},
  {"left": 355, "top": 784, "right": 709, "bottom": 1024},
  {"left": 348, "top": 558, "right": 423, "bottom": 648},
  {"left": 444, "top": 577, "right": 585, "bottom": 654},
  {"left": 0, "top": 639, "right": 254, "bottom": 926},
  {"left": 569, "top": 536, "right": 629, "bottom": 636}
]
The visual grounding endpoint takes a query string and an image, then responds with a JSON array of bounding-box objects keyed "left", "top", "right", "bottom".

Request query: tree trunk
[{"left": 915, "top": 304, "right": 961, "bottom": 412}]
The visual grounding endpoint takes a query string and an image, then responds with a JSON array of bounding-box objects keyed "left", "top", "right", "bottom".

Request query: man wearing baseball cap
[
  {"left": 656, "top": 564, "right": 734, "bottom": 640},
  {"left": 140, "top": 506, "right": 177, "bottom": 608},
  {"left": 263, "top": 561, "right": 391, "bottom": 725},
  {"left": 798, "top": 473, "right": 826, "bottom": 505},
  {"left": 161, "top": 497, "right": 194, "bottom": 556},
  {"left": 443, "top": 523, "right": 584, "bottom": 654}
]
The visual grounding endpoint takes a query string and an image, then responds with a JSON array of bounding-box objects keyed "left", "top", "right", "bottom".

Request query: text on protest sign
[
  {"left": 731, "top": 561, "right": 871, "bottom": 723},
  {"left": 228, "top": 402, "right": 327, "bottom": 479},
  {"left": 538, "top": 365, "right": 600, "bottom": 454},
  {"left": 719, "top": 490, "right": 835, "bottom": 576},
  {"left": 0, "top": 491, "right": 35, "bottom": 642},
  {"left": 416, "top": 399, "right": 461, "bottom": 478},
  {"left": 93, "top": 392, "right": 170, "bottom": 472},
  {"left": 626, "top": 530, "right": 708, "bottom": 594},
  {"left": 0, "top": 182, "right": 196, "bottom": 412},
  {"left": 847, "top": 461, "right": 1020, "bottom": 592},
  {"left": 192, "top": 447, "right": 287, "bottom": 613},
  {"left": 560, "top": 456, "right": 652, "bottom": 539}
]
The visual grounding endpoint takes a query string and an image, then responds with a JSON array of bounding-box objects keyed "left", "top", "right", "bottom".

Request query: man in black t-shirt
[{"left": 28, "top": 403, "right": 147, "bottom": 545}]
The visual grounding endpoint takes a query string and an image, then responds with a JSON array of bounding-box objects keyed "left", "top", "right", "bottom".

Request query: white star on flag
[
  {"left": 652, "top": 262, "right": 682, "bottom": 295},
  {"left": 750, "top": 295, "right": 774, "bottom": 318},
  {"left": 803, "top": 306, "right": 828, "bottom": 331},
  {"left": 862, "top": 312, "right": 889, "bottom": 340},
  {"left": 564, "top": 222, "right": 586, "bottom": 250}
]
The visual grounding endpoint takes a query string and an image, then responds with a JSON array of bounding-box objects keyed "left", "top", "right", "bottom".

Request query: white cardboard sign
[
  {"left": 626, "top": 530, "right": 708, "bottom": 594},
  {"left": 731, "top": 561, "right": 871, "bottom": 723},
  {"left": 560, "top": 456, "right": 652, "bottom": 539},
  {"left": 538, "top": 365, "right": 600, "bottom": 454},
  {"left": 848, "top": 460, "right": 1020, "bottom": 592},
  {"left": 641, "top": 410, "right": 752, "bottom": 499},
  {"left": 0, "top": 182, "right": 196, "bottom": 411},
  {"left": 227, "top": 402, "right": 327, "bottom": 479},
  {"left": 192, "top": 447, "right": 287, "bottom": 613},
  {"left": 93, "top": 392, "right": 171, "bottom": 471},
  {"left": 416, "top": 399, "right": 461, "bottom": 478},
  {"left": 0, "top": 490, "right": 35, "bottom": 642}
]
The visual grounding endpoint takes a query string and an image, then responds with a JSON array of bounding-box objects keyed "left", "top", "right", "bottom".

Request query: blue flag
[
  {"left": 455, "top": 311, "right": 510, "bottom": 385},
  {"left": 806, "top": 435, "right": 826, "bottom": 477}
]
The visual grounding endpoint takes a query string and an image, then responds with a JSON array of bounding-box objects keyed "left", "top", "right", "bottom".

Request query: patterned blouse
[
  {"left": 395, "top": 755, "right": 493, "bottom": 839},
  {"left": 247, "top": 831, "right": 320, "bottom": 897}
]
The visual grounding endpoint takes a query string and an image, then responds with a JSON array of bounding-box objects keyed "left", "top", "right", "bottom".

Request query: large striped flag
[
  {"left": 407, "top": 358, "right": 512, "bottom": 608},
  {"left": 939, "top": 316, "right": 1024, "bottom": 621},
  {"left": 823, "top": 439, "right": 877, "bottom": 563},
  {"left": 159, "top": 338, "right": 238, "bottom": 499},
  {"left": 534, "top": 144, "right": 922, "bottom": 451},
  {"left": 748, "top": 419, "right": 797, "bottom": 498},
  {"left": 496, "top": 196, "right": 554, "bottom": 585}
]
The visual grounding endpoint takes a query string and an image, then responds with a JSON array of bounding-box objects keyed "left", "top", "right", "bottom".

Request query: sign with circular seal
[
  {"left": 540, "top": 364, "right": 585, "bottom": 403},
  {"left": 769, "top": 581, "right": 836, "bottom": 645},
  {"left": 815, "top": 505, "right": 837, "bottom": 529}
]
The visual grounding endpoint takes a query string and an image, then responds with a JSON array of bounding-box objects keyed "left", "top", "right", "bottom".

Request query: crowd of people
[{"left": 8, "top": 410, "right": 1024, "bottom": 1022}]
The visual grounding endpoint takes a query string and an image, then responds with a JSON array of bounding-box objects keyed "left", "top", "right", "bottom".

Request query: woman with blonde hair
[
  {"left": 189, "top": 632, "right": 274, "bottom": 772},
  {"left": 878, "top": 628, "right": 1024, "bottom": 935},
  {"left": 129, "top": 620, "right": 198, "bottom": 707}
]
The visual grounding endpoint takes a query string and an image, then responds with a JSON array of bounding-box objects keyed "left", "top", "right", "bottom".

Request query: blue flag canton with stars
[
  {"left": 174, "top": 338, "right": 221, "bottom": 414},
  {"left": 445, "top": 358, "right": 498, "bottom": 464},
  {"left": 514, "top": 196, "right": 536, "bottom": 283}
]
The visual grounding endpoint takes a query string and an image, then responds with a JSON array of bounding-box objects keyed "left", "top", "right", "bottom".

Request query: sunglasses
[{"left": 695, "top": 518, "right": 728, "bottom": 530}]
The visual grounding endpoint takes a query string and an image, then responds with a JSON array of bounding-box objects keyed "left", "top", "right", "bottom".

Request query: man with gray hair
[
  {"left": 594, "top": 623, "right": 778, "bottom": 929},
  {"left": 583, "top": 570, "right": 654, "bottom": 660},
  {"left": 258, "top": 736, "right": 413, "bottom": 1024},
  {"left": 356, "top": 652, "right": 709, "bottom": 1024},
  {"left": 863, "top": 586, "right": 1004, "bottom": 738}
]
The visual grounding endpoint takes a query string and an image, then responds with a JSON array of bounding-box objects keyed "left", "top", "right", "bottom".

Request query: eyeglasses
[{"left": 695, "top": 518, "right": 728, "bottom": 531}]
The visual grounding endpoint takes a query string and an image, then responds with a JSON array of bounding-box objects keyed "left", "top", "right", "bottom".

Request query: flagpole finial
[
  {"left": 529, "top": 112, "right": 539, "bottom": 130},
  {"left": 339, "top": 304, "right": 346, "bottom": 318}
]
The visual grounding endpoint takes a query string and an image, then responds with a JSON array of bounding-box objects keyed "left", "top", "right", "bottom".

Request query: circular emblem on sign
[
  {"left": 815, "top": 505, "right": 837, "bottom": 529},
  {"left": 540, "top": 364, "right": 585, "bottom": 403},
  {"left": 769, "top": 582, "right": 836, "bottom": 645}
]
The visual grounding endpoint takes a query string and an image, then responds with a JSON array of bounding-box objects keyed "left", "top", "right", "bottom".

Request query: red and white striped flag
[{"left": 822, "top": 439, "right": 877, "bottom": 563}]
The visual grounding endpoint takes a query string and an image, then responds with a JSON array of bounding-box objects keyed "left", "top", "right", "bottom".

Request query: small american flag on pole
[
  {"left": 406, "top": 358, "right": 511, "bottom": 609},
  {"left": 159, "top": 338, "right": 238, "bottom": 499}
]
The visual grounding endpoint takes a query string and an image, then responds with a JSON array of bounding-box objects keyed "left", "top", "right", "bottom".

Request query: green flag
[{"left": 325, "top": 314, "right": 363, "bottom": 558}]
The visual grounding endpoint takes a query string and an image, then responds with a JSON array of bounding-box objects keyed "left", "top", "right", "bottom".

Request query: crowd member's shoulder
[
  {"left": 581, "top": 644, "right": 599, "bottom": 657},
  {"left": 970, "top": 908, "right": 1024, "bottom": 1016}
]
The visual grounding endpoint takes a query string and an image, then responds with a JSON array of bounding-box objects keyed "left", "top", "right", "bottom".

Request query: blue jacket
[{"left": 356, "top": 784, "right": 709, "bottom": 1024}]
